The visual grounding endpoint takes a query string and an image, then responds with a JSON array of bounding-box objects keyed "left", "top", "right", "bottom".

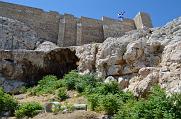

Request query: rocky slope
[
  {"left": 75, "top": 17, "right": 181, "bottom": 96},
  {"left": 0, "top": 16, "right": 180, "bottom": 96}
]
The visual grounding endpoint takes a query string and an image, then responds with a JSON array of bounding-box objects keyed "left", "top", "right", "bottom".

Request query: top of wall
[
  {"left": 0, "top": 1, "right": 137, "bottom": 24},
  {"left": 0, "top": 1, "right": 60, "bottom": 16}
]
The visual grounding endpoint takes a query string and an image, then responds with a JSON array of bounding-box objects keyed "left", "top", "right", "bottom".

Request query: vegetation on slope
[
  {"left": 1, "top": 70, "right": 181, "bottom": 119},
  {"left": 27, "top": 70, "right": 181, "bottom": 118}
]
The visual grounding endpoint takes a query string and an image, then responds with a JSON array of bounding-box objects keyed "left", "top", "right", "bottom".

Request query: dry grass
[{"left": 33, "top": 110, "right": 101, "bottom": 119}]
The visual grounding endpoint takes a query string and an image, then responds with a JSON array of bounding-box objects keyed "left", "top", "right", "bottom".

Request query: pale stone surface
[
  {"left": 35, "top": 41, "right": 60, "bottom": 52},
  {"left": 75, "top": 44, "right": 99, "bottom": 74},
  {"left": 139, "top": 67, "right": 159, "bottom": 78},
  {"left": 0, "top": 16, "right": 38, "bottom": 50},
  {"left": 76, "top": 17, "right": 181, "bottom": 96},
  {"left": 104, "top": 76, "right": 117, "bottom": 83},
  {"left": 118, "top": 77, "right": 129, "bottom": 90},
  {"left": 134, "top": 12, "right": 153, "bottom": 29},
  {"left": 128, "top": 72, "right": 159, "bottom": 97}
]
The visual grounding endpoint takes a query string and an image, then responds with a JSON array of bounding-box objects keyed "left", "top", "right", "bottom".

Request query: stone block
[
  {"left": 134, "top": 12, "right": 153, "bottom": 29},
  {"left": 77, "top": 17, "right": 104, "bottom": 45},
  {"left": 58, "top": 14, "right": 77, "bottom": 47}
]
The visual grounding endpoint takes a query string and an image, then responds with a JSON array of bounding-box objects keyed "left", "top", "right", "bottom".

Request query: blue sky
[{"left": 1, "top": 0, "right": 181, "bottom": 27}]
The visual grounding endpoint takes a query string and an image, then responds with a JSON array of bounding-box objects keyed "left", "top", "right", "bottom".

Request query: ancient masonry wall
[
  {"left": 134, "top": 12, "right": 153, "bottom": 29},
  {"left": 0, "top": 1, "right": 60, "bottom": 44},
  {"left": 102, "top": 16, "right": 136, "bottom": 39},
  {"left": 76, "top": 17, "right": 104, "bottom": 45},
  {"left": 58, "top": 14, "right": 77, "bottom": 47},
  {"left": 0, "top": 1, "right": 153, "bottom": 48}
]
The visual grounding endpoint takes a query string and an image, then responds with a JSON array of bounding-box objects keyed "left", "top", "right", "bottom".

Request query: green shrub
[
  {"left": 29, "top": 75, "right": 64, "bottom": 95},
  {"left": 63, "top": 70, "right": 80, "bottom": 90},
  {"left": 57, "top": 87, "right": 68, "bottom": 101},
  {"left": 80, "top": 74, "right": 100, "bottom": 87},
  {"left": 87, "top": 93, "right": 100, "bottom": 111},
  {"left": 118, "top": 91, "right": 135, "bottom": 103},
  {"left": 15, "top": 102, "right": 42, "bottom": 118},
  {"left": 63, "top": 71, "right": 102, "bottom": 92},
  {"left": 168, "top": 93, "right": 181, "bottom": 119},
  {"left": 75, "top": 82, "right": 86, "bottom": 93},
  {"left": 0, "top": 88, "right": 18, "bottom": 115},
  {"left": 99, "top": 94, "right": 121, "bottom": 115},
  {"left": 113, "top": 86, "right": 181, "bottom": 119},
  {"left": 99, "top": 82, "right": 119, "bottom": 95}
]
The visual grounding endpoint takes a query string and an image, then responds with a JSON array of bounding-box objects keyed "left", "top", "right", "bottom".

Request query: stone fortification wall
[
  {"left": 77, "top": 17, "right": 104, "bottom": 45},
  {"left": 102, "top": 16, "right": 136, "bottom": 38},
  {"left": 0, "top": 1, "right": 60, "bottom": 43},
  {"left": 134, "top": 12, "right": 153, "bottom": 29},
  {"left": 0, "top": 1, "right": 153, "bottom": 48},
  {"left": 58, "top": 14, "right": 77, "bottom": 47}
]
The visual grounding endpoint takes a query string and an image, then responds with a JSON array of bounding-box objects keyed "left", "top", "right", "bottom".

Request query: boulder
[
  {"left": 104, "top": 76, "right": 117, "bottom": 83},
  {"left": 35, "top": 41, "right": 60, "bottom": 52},
  {"left": 75, "top": 44, "right": 99, "bottom": 74},
  {"left": 118, "top": 77, "right": 129, "bottom": 90}
]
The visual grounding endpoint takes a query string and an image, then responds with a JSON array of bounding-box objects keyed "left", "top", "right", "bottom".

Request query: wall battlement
[{"left": 0, "top": 1, "right": 153, "bottom": 49}]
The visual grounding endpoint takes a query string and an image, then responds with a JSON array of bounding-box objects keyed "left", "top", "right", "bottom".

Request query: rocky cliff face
[
  {"left": 75, "top": 17, "right": 181, "bottom": 96},
  {"left": 0, "top": 15, "right": 180, "bottom": 96},
  {"left": 0, "top": 16, "right": 39, "bottom": 50},
  {"left": 0, "top": 42, "right": 78, "bottom": 93}
]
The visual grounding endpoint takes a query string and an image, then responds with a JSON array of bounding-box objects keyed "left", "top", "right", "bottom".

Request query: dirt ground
[
  {"left": 32, "top": 111, "right": 101, "bottom": 119},
  {"left": 14, "top": 91, "right": 87, "bottom": 105},
  {"left": 11, "top": 91, "right": 97, "bottom": 119}
]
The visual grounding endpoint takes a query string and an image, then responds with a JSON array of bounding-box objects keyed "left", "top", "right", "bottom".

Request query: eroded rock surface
[
  {"left": 76, "top": 17, "right": 181, "bottom": 96},
  {"left": 0, "top": 16, "right": 39, "bottom": 50},
  {"left": 0, "top": 42, "right": 78, "bottom": 92}
]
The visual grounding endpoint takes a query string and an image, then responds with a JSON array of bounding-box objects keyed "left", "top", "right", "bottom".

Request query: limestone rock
[
  {"left": 75, "top": 17, "right": 181, "bottom": 96},
  {"left": 95, "top": 37, "right": 132, "bottom": 78},
  {"left": 123, "top": 41, "right": 144, "bottom": 64},
  {"left": 118, "top": 77, "right": 129, "bottom": 90},
  {"left": 159, "top": 41, "right": 181, "bottom": 94},
  {"left": 75, "top": 44, "right": 99, "bottom": 74},
  {"left": 127, "top": 71, "right": 159, "bottom": 97},
  {"left": 104, "top": 76, "right": 117, "bottom": 83},
  {"left": 139, "top": 67, "right": 159, "bottom": 78},
  {"left": 35, "top": 41, "right": 60, "bottom": 52},
  {"left": 0, "top": 74, "right": 25, "bottom": 93},
  {"left": 0, "top": 16, "right": 38, "bottom": 50}
]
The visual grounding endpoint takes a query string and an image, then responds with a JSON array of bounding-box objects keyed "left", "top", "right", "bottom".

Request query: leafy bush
[
  {"left": 57, "top": 87, "right": 68, "bottom": 101},
  {"left": 64, "top": 71, "right": 101, "bottom": 93},
  {"left": 29, "top": 75, "right": 64, "bottom": 95},
  {"left": 167, "top": 93, "right": 181, "bottom": 119},
  {"left": 0, "top": 88, "right": 18, "bottom": 115},
  {"left": 95, "top": 82, "right": 119, "bottom": 95},
  {"left": 25, "top": 71, "right": 181, "bottom": 118},
  {"left": 63, "top": 70, "right": 80, "bottom": 90},
  {"left": 99, "top": 94, "right": 121, "bottom": 115},
  {"left": 15, "top": 102, "right": 42, "bottom": 118},
  {"left": 87, "top": 93, "right": 100, "bottom": 111},
  {"left": 118, "top": 91, "right": 135, "bottom": 103},
  {"left": 113, "top": 86, "right": 181, "bottom": 119}
]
